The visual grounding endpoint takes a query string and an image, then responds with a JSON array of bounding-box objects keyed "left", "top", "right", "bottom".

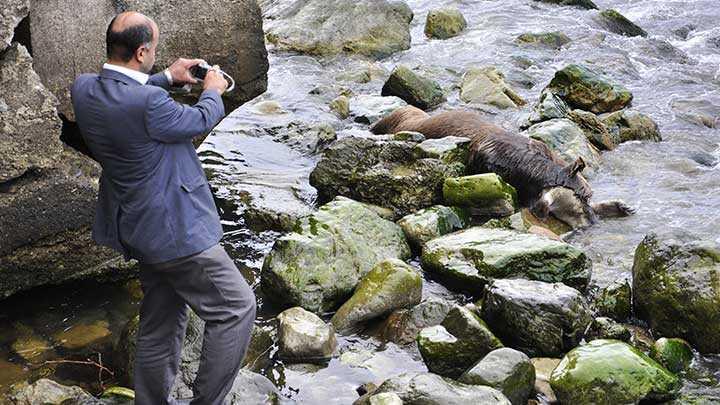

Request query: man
[{"left": 71, "top": 11, "right": 256, "bottom": 405}]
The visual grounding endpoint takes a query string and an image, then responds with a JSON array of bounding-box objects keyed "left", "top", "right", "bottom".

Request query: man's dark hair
[{"left": 106, "top": 15, "right": 153, "bottom": 62}]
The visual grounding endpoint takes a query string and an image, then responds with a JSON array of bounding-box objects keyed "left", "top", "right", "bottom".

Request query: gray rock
[
  {"left": 671, "top": 97, "right": 720, "bottom": 128},
  {"left": 330, "top": 95, "right": 350, "bottom": 119},
  {"left": 533, "top": 0, "right": 597, "bottom": 10},
  {"left": 481, "top": 278, "right": 593, "bottom": 357},
  {"left": 397, "top": 205, "right": 469, "bottom": 251},
  {"left": 459, "top": 348, "right": 535, "bottom": 405},
  {"left": 368, "top": 392, "right": 403, "bottom": 405},
  {"left": 516, "top": 31, "right": 571, "bottom": 49},
  {"left": 593, "top": 279, "right": 632, "bottom": 322},
  {"left": 421, "top": 227, "right": 592, "bottom": 295},
  {"left": 522, "top": 91, "right": 571, "bottom": 129},
  {"left": 278, "top": 307, "right": 337, "bottom": 362},
  {"left": 460, "top": 67, "right": 526, "bottom": 109},
  {"left": 568, "top": 109, "right": 617, "bottom": 151},
  {"left": 424, "top": 8, "right": 467, "bottom": 40},
  {"left": 349, "top": 95, "right": 408, "bottom": 125},
  {"left": 310, "top": 136, "right": 466, "bottom": 217},
  {"left": 526, "top": 118, "right": 602, "bottom": 172},
  {"left": 355, "top": 372, "right": 511, "bottom": 405},
  {"left": 544, "top": 64, "right": 633, "bottom": 114},
  {"left": 381, "top": 297, "right": 454, "bottom": 344},
  {"left": 260, "top": 197, "right": 411, "bottom": 313},
  {"left": 382, "top": 65, "right": 446, "bottom": 110},
  {"left": 601, "top": 109, "right": 662, "bottom": 143},
  {"left": 632, "top": 232, "right": 720, "bottom": 354},
  {"left": 414, "top": 136, "right": 471, "bottom": 165},
  {"left": 0, "top": 0, "right": 29, "bottom": 51},
  {"left": 8, "top": 379, "right": 98, "bottom": 404},
  {"left": 29, "top": 0, "right": 267, "bottom": 119},
  {"left": 265, "top": 0, "right": 413, "bottom": 59},
  {"left": 331, "top": 259, "right": 422, "bottom": 333},
  {"left": 597, "top": 9, "right": 648, "bottom": 38}
]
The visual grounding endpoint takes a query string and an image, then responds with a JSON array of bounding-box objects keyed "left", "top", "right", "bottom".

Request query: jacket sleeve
[
  {"left": 144, "top": 88, "right": 225, "bottom": 143},
  {"left": 146, "top": 72, "right": 171, "bottom": 90}
]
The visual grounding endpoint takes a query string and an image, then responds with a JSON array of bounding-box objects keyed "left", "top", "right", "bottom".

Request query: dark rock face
[
  {"left": 28, "top": 0, "right": 268, "bottom": 119},
  {"left": 597, "top": 9, "right": 648, "bottom": 38},
  {"left": 533, "top": 0, "right": 597, "bottom": 10}
]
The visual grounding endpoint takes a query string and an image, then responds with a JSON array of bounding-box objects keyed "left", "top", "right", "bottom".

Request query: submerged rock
[
  {"left": 356, "top": 372, "right": 511, "bottom": 405},
  {"left": 671, "top": 97, "right": 720, "bottom": 128},
  {"left": 11, "top": 323, "right": 52, "bottom": 362},
  {"left": 381, "top": 297, "right": 454, "bottom": 344},
  {"left": 381, "top": 65, "right": 446, "bottom": 110},
  {"left": 533, "top": 0, "right": 597, "bottom": 10},
  {"left": 550, "top": 340, "right": 680, "bottom": 404},
  {"left": 544, "top": 64, "right": 633, "bottom": 114},
  {"left": 459, "top": 348, "right": 535, "bottom": 405},
  {"left": 632, "top": 232, "right": 720, "bottom": 354},
  {"left": 261, "top": 197, "right": 411, "bottom": 313},
  {"left": 54, "top": 320, "right": 111, "bottom": 351},
  {"left": 278, "top": 307, "right": 337, "bottom": 362},
  {"left": 443, "top": 174, "right": 519, "bottom": 217},
  {"left": 9, "top": 379, "right": 97, "bottom": 404},
  {"left": 516, "top": 31, "right": 571, "bottom": 49},
  {"left": 424, "top": 8, "right": 467, "bottom": 39},
  {"left": 265, "top": 0, "right": 413, "bottom": 59},
  {"left": 597, "top": 9, "right": 648, "bottom": 38},
  {"left": 601, "top": 109, "right": 662, "bottom": 143},
  {"left": 651, "top": 338, "right": 694, "bottom": 373},
  {"left": 397, "top": 205, "right": 469, "bottom": 251},
  {"left": 310, "top": 136, "right": 466, "bottom": 216},
  {"left": 421, "top": 227, "right": 592, "bottom": 295},
  {"left": 331, "top": 259, "right": 422, "bottom": 333},
  {"left": 526, "top": 118, "right": 602, "bottom": 171},
  {"left": 481, "top": 278, "right": 593, "bottom": 357},
  {"left": 460, "top": 67, "right": 526, "bottom": 109}
]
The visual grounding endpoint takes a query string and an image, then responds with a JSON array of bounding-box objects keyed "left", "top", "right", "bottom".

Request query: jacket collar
[{"left": 99, "top": 64, "right": 148, "bottom": 86}]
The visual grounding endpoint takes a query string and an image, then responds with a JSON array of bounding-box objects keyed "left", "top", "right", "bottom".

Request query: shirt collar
[{"left": 102, "top": 63, "right": 149, "bottom": 85}]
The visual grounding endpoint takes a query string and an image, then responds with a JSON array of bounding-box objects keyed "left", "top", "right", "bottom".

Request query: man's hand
[
  {"left": 203, "top": 66, "right": 228, "bottom": 95},
  {"left": 167, "top": 58, "right": 206, "bottom": 85}
]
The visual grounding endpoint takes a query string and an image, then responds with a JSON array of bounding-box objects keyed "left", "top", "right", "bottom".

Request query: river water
[{"left": 1, "top": 0, "right": 719, "bottom": 402}]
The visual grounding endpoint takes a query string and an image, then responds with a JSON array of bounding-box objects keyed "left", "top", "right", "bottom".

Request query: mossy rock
[
  {"left": 381, "top": 65, "right": 446, "bottom": 110},
  {"left": 459, "top": 348, "right": 535, "bottom": 405},
  {"left": 632, "top": 232, "right": 720, "bottom": 354},
  {"left": 533, "top": 0, "right": 598, "bottom": 10},
  {"left": 421, "top": 227, "right": 591, "bottom": 295},
  {"left": 460, "top": 67, "right": 526, "bottom": 109},
  {"left": 516, "top": 32, "right": 571, "bottom": 49},
  {"left": 597, "top": 9, "right": 648, "bottom": 38},
  {"left": 601, "top": 109, "right": 662, "bottom": 144},
  {"left": 260, "top": 197, "right": 411, "bottom": 313},
  {"left": 550, "top": 340, "right": 680, "bottom": 404},
  {"left": 443, "top": 174, "right": 519, "bottom": 217},
  {"left": 568, "top": 109, "right": 616, "bottom": 150},
  {"left": 593, "top": 279, "right": 632, "bottom": 321},
  {"left": 330, "top": 95, "right": 350, "bottom": 119},
  {"left": 651, "top": 338, "right": 694, "bottom": 373},
  {"left": 584, "top": 317, "right": 631, "bottom": 342},
  {"left": 424, "top": 8, "right": 467, "bottom": 39},
  {"left": 545, "top": 64, "right": 633, "bottom": 114},
  {"left": 397, "top": 205, "right": 469, "bottom": 251}
]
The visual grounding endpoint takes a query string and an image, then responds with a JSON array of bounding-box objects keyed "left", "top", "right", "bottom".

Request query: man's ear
[{"left": 567, "top": 156, "right": 586, "bottom": 177}]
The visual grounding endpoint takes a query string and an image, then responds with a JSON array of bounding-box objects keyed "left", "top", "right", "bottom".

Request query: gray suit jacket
[{"left": 71, "top": 68, "right": 225, "bottom": 264}]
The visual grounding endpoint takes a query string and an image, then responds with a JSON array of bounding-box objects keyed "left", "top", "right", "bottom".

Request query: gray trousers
[{"left": 134, "top": 244, "right": 257, "bottom": 405}]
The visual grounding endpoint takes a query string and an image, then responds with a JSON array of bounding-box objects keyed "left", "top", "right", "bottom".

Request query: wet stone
[
  {"left": 442, "top": 174, "right": 519, "bottom": 217},
  {"left": 544, "top": 64, "right": 633, "bottom": 114},
  {"left": 459, "top": 348, "right": 535, "bottom": 405},
  {"left": 516, "top": 31, "right": 571, "bottom": 49},
  {"left": 651, "top": 337, "right": 694, "bottom": 373},
  {"left": 381, "top": 65, "right": 446, "bottom": 110},
  {"left": 424, "top": 8, "right": 468, "bottom": 40},
  {"left": 278, "top": 307, "right": 337, "bottom": 362},
  {"left": 380, "top": 297, "right": 454, "bottom": 344},
  {"left": 460, "top": 67, "right": 526, "bottom": 109},
  {"left": 597, "top": 9, "right": 648, "bottom": 38},
  {"left": 397, "top": 205, "right": 469, "bottom": 251},
  {"left": 585, "top": 317, "right": 631, "bottom": 342}
]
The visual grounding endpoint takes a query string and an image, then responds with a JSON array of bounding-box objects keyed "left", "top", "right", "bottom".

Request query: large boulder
[
  {"left": 460, "top": 67, "right": 526, "bottom": 109},
  {"left": 420, "top": 227, "right": 592, "bottom": 295},
  {"left": 381, "top": 65, "right": 446, "bottom": 110},
  {"left": 260, "top": 197, "right": 411, "bottom": 313},
  {"left": 331, "top": 259, "right": 422, "bottom": 333},
  {"left": 278, "top": 307, "right": 337, "bottom": 362},
  {"left": 264, "top": 0, "right": 413, "bottom": 59},
  {"left": 0, "top": 44, "right": 131, "bottom": 299},
  {"left": 424, "top": 8, "right": 467, "bottom": 40},
  {"left": 632, "top": 232, "right": 720, "bottom": 354},
  {"left": 29, "top": 0, "right": 268, "bottom": 119},
  {"left": 544, "top": 64, "right": 633, "bottom": 114},
  {"left": 356, "top": 372, "right": 511, "bottom": 405},
  {"left": 526, "top": 118, "right": 602, "bottom": 171},
  {"left": 550, "top": 340, "right": 680, "bottom": 404},
  {"left": 459, "top": 348, "right": 535, "bottom": 405},
  {"left": 481, "top": 278, "right": 593, "bottom": 357},
  {"left": 309, "top": 136, "right": 466, "bottom": 217},
  {"left": 1, "top": 1, "right": 29, "bottom": 51}
]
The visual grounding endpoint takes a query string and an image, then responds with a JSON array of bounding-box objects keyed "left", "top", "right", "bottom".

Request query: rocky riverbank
[{"left": 2, "top": 0, "right": 719, "bottom": 403}]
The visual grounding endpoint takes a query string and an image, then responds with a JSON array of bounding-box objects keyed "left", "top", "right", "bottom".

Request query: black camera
[{"left": 189, "top": 62, "right": 211, "bottom": 81}]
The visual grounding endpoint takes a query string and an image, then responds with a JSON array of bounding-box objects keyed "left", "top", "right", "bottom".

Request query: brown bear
[{"left": 370, "top": 106, "right": 634, "bottom": 229}]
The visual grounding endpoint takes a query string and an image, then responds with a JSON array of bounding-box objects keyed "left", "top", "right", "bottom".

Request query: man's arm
[
  {"left": 144, "top": 88, "right": 225, "bottom": 143},
  {"left": 146, "top": 71, "right": 171, "bottom": 90}
]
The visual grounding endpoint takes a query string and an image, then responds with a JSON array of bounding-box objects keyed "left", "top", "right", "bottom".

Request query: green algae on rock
[
  {"left": 545, "top": 64, "right": 633, "bottom": 114},
  {"left": 443, "top": 174, "right": 519, "bottom": 217},
  {"left": 459, "top": 348, "right": 535, "bottom": 405},
  {"left": 593, "top": 279, "right": 632, "bottom": 321},
  {"left": 584, "top": 317, "right": 631, "bottom": 342},
  {"left": 460, "top": 67, "right": 527, "bottom": 109},
  {"left": 421, "top": 227, "right": 591, "bottom": 295},
  {"left": 261, "top": 197, "right": 411, "bottom": 313},
  {"left": 481, "top": 278, "right": 592, "bottom": 357},
  {"left": 550, "top": 340, "right": 680, "bottom": 405},
  {"left": 597, "top": 9, "right": 648, "bottom": 38},
  {"left": 601, "top": 109, "right": 662, "bottom": 143},
  {"left": 331, "top": 259, "right": 422, "bottom": 333},
  {"left": 651, "top": 337, "right": 694, "bottom": 373},
  {"left": 568, "top": 109, "right": 617, "bottom": 150},
  {"left": 424, "top": 8, "right": 467, "bottom": 39},
  {"left": 632, "top": 232, "right": 720, "bottom": 354},
  {"left": 381, "top": 65, "right": 446, "bottom": 110},
  {"left": 516, "top": 32, "right": 571, "bottom": 49},
  {"left": 398, "top": 205, "right": 469, "bottom": 251}
]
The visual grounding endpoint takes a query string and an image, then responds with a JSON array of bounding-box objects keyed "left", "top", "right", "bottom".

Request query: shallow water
[{"left": 1, "top": 0, "right": 719, "bottom": 402}]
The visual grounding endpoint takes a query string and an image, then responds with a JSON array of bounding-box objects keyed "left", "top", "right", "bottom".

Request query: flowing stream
[{"left": 1, "top": 0, "right": 719, "bottom": 402}]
